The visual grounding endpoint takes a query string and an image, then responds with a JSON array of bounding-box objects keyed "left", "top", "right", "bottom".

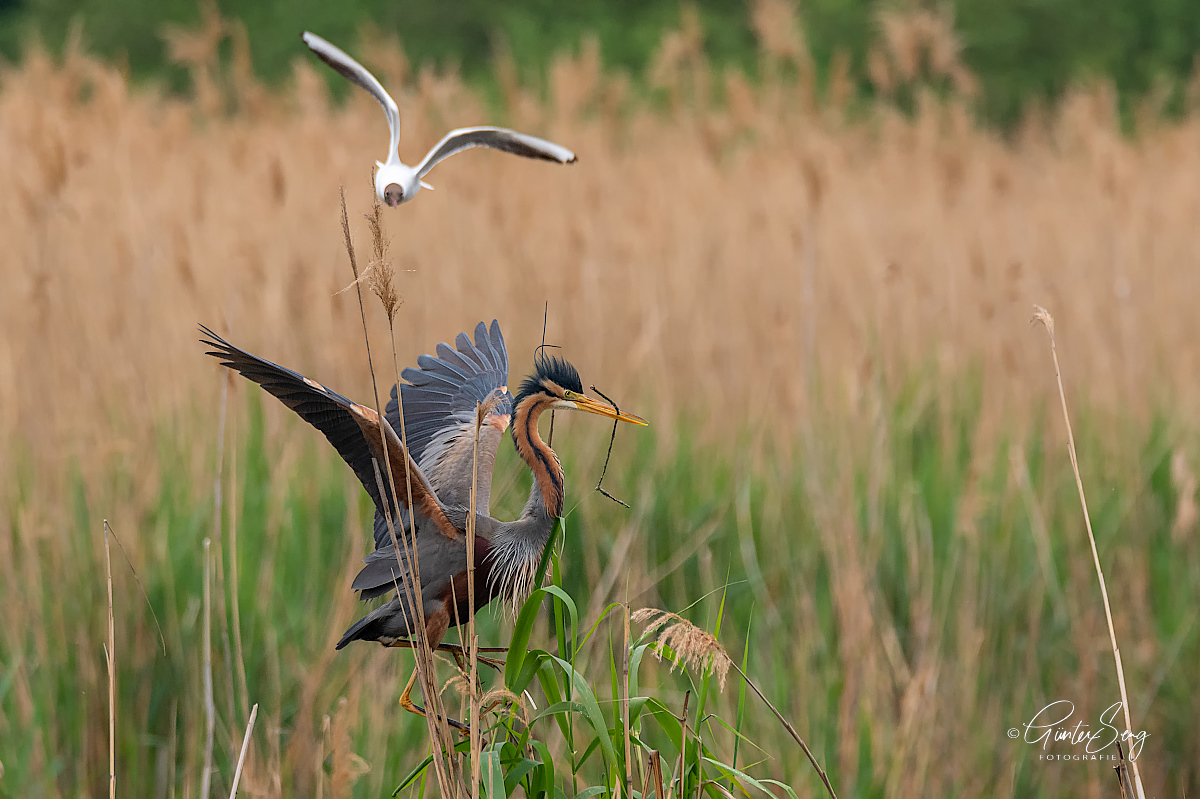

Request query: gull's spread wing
[
  {"left": 416, "top": 127, "right": 576, "bottom": 178},
  {"left": 302, "top": 32, "right": 401, "bottom": 166}
]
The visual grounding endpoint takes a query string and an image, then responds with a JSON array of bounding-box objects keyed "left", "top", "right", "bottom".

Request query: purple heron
[{"left": 200, "top": 321, "right": 645, "bottom": 727}]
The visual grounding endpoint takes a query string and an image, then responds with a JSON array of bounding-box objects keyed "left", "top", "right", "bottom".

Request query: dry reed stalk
[
  {"left": 341, "top": 189, "right": 460, "bottom": 791},
  {"left": 228, "top": 703, "right": 258, "bottom": 799},
  {"left": 103, "top": 519, "right": 116, "bottom": 799},
  {"left": 382, "top": 322, "right": 462, "bottom": 783},
  {"left": 200, "top": 362, "right": 229, "bottom": 799},
  {"left": 317, "top": 715, "right": 329, "bottom": 799},
  {"left": 621, "top": 601, "right": 632, "bottom": 799},
  {"left": 201, "top": 537, "right": 215, "bottom": 799},
  {"left": 1032, "top": 305, "right": 1146, "bottom": 799},
  {"left": 468, "top": 401, "right": 482, "bottom": 798},
  {"left": 727, "top": 659, "right": 838, "bottom": 799},
  {"left": 676, "top": 690, "right": 688, "bottom": 799},
  {"left": 372, "top": 213, "right": 465, "bottom": 789},
  {"left": 646, "top": 750, "right": 665, "bottom": 799},
  {"left": 228, "top": 400, "right": 249, "bottom": 719}
]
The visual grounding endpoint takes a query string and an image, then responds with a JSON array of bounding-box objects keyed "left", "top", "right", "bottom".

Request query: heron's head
[
  {"left": 383, "top": 183, "right": 404, "bottom": 207},
  {"left": 512, "top": 355, "right": 647, "bottom": 426}
]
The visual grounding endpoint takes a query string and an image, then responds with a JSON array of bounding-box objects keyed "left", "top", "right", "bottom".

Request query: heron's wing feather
[
  {"left": 415, "top": 127, "right": 576, "bottom": 178},
  {"left": 384, "top": 320, "right": 510, "bottom": 466},
  {"left": 376, "top": 320, "right": 511, "bottom": 549},
  {"left": 200, "top": 326, "right": 460, "bottom": 542},
  {"left": 302, "top": 32, "right": 401, "bottom": 166}
]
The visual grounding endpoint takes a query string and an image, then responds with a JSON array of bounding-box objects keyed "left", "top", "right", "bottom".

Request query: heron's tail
[
  {"left": 335, "top": 598, "right": 414, "bottom": 650},
  {"left": 335, "top": 614, "right": 377, "bottom": 650}
]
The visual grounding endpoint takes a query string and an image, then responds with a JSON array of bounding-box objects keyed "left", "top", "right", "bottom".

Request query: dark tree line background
[{"left": 0, "top": 0, "right": 1198, "bottom": 126}]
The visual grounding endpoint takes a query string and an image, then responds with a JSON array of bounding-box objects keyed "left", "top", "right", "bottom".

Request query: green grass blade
[
  {"left": 482, "top": 746, "right": 508, "bottom": 799},
  {"left": 392, "top": 754, "right": 434, "bottom": 796},
  {"left": 732, "top": 609, "right": 752, "bottom": 773}
]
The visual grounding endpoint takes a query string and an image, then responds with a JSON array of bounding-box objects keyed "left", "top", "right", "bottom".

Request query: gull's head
[{"left": 383, "top": 183, "right": 404, "bottom": 207}]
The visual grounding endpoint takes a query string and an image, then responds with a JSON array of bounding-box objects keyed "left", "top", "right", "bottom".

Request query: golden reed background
[
  {"left": 5, "top": 26, "right": 1200, "bottom": 487},
  {"left": 2, "top": 8, "right": 1200, "bottom": 796}
]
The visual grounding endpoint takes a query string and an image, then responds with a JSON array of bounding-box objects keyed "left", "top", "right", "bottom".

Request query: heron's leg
[
  {"left": 398, "top": 668, "right": 471, "bottom": 734},
  {"left": 398, "top": 668, "right": 420, "bottom": 714},
  {"left": 385, "top": 640, "right": 506, "bottom": 671},
  {"left": 396, "top": 607, "right": 472, "bottom": 734}
]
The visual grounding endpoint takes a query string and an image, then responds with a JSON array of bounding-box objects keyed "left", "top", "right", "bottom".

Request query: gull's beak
[{"left": 563, "top": 392, "right": 648, "bottom": 426}]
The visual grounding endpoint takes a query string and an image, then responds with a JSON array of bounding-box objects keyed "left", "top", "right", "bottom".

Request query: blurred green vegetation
[
  {"left": 4, "top": 380, "right": 1198, "bottom": 795},
  {"left": 0, "top": 0, "right": 1197, "bottom": 125}
]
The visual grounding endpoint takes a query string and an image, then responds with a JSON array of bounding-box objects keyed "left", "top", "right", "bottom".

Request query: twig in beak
[{"left": 590, "top": 384, "right": 630, "bottom": 508}]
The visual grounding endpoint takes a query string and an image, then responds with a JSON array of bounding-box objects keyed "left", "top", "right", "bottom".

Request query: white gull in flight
[{"left": 302, "top": 32, "right": 578, "bottom": 207}]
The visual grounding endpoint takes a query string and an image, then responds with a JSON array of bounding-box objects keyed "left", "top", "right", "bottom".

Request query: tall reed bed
[{"left": 1, "top": 3, "right": 1198, "bottom": 796}]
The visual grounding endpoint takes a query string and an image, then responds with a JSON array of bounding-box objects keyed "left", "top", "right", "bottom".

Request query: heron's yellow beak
[{"left": 562, "top": 392, "right": 648, "bottom": 426}]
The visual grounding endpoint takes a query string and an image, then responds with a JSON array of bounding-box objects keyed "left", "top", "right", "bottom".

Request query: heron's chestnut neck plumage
[
  {"left": 512, "top": 394, "right": 565, "bottom": 518},
  {"left": 511, "top": 356, "right": 583, "bottom": 519}
]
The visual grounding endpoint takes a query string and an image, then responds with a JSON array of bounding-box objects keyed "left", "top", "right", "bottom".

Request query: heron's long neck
[{"left": 512, "top": 397, "right": 564, "bottom": 519}]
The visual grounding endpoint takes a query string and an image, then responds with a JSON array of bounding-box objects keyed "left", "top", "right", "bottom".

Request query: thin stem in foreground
[
  {"left": 201, "top": 538, "right": 215, "bottom": 799},
  {"left": 201, "top": 364, "right": 229, "bottom": 799},
  {"left": 1032, "top": 305, "right": 1146, "bottom": 799},
  {"left": 727, "top": 660, "right": 838, "bottom": 799},
  {"left": 103, "top": 520, "right": 116, "bottom": 799},
  {"left": 469, "top": 402, "right": 482, "bottom": 798},
  {"left": 340, "top": 188, "right": 459, "bottom": 789},
  {"left": 228, "top": 703, "right": 258, "bottom": 799}
]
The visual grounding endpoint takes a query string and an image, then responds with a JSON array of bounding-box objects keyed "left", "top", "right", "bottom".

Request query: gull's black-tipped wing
[
  {"left": 200, "top": 325, "right": 459, "bottom": 540},
  {"left": 415, "top": 127, "right": 577, "bottom": 179},
  {"left": 302, "top": 31, "right": 400, "bottom": 165}
]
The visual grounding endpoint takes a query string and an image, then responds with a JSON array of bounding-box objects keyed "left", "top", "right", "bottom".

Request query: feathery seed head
[
  {"left": 364, "top": 197, "right": 400, "bottom": 321},
  {"left": 631, "top": 607, "right": 732, "bottom": 691}
]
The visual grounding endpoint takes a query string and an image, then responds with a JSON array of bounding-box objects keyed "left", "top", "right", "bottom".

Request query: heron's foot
[
  {"left": 400, "top": 697, "right": 471, "bottom": 734},
  {"left": 399, "top": 671, "right": 471, "bottom": 735}
]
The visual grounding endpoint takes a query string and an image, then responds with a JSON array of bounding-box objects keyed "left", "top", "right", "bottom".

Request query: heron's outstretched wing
[
  {"left": 302, "top": 32, "right": 400, "bottom": 166},
  {"left": 372, "top": 320, "right": 512, "bottom": 551},
  {"left": 415, "top": 127, "right": 577, "bottom": 179},
  {"left": 200, "top": 326, "right": 459, "bottom": 541},
  {"left": 389, "top": 320, "right": 511, "bottom": 464}
]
